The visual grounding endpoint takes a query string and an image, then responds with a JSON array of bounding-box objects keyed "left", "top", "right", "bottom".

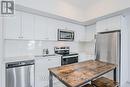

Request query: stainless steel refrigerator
[{"left": 95, "top": 30, "right": 121, "bottom": 83}]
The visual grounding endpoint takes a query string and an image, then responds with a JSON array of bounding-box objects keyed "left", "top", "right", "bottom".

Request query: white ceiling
[
  {"left": 84, "top": 0, "right": 130, "bottom": 21},
  {"left": 16, "top": 0, "right": 130, "bottom": 22},
  {"left": 61, "top": 0, "right": 96, "bottom": 9}
]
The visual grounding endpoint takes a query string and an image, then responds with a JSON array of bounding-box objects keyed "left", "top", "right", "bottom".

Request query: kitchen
[{"left": 0, "top": 0, "right": 130, "bottom": 87}]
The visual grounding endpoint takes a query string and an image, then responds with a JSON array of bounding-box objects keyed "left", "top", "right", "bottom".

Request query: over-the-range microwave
[{"left": 58, "top": 29, "right": 74, "bottom": 41}]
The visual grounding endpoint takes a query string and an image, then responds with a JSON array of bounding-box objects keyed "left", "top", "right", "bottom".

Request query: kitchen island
[{"left": 48, "top": 60, "right": 117, "bottom": 87}]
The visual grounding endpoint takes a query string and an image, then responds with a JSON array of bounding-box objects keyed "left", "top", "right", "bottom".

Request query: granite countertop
[{"left": 49, "top": 60, "right": 117, "bottom": 87}]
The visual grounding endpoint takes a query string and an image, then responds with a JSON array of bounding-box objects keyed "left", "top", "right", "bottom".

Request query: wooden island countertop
[{"left": 48, "top": 60, "right": 117, "bottom": 87}]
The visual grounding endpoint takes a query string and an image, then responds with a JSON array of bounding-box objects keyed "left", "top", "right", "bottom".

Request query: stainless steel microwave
[{"left": 58, "top": 29, "right": 74, "bottom": 41}]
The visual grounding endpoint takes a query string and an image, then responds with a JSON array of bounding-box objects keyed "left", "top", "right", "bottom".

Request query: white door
[
  {"left": 21, "top": 12, "right": 34, "bottom": 40},
  {"left": 3, "top": 11, "right": 21, "bottom": 39}
]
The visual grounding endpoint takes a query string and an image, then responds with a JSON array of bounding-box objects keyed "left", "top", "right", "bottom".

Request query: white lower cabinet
[{"left": 35, "top": 56, "right": 61, "bottom": 87}]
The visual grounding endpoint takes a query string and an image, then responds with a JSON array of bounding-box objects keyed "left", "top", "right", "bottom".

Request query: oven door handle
[{"left": 62, "top": 55, "right": 78, "bottom": 59}]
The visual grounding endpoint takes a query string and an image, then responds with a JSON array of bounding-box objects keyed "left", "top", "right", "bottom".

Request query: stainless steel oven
[
  {"left": 54, "top": 47, "right": 78, "bottom": 65},
  {"left": 58, "top": 29, "right": 74, "bottom": 41},
  {"left": 61, "top": 54, "right": 78, "bottom": 65}
]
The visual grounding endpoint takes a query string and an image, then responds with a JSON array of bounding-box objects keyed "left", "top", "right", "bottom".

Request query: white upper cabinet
[
  {"left": 45, "top": 18, "right": 58, "bottom": 41},
  {"left": 34, "top": 15, "right": 57, "bottom": 41},
  {"left": 3, "top": 10, "right": 85, "bottom": 41},
  {"left": 21, "top": 12, "right": 34, "bottom": 40},
  {"left": 3, "top": 11, "right": 21, "bottom": 39},
  {"left": 96, "top": 15, "right": 123, "bottom": 32},
  {"left": 3, "top": 11, "right": 34, "bottom": 40},
  {"left": 75, "top": 26, "right": 86, "bottom": 42},
  {"left": 85, "top": 24, "right": 96, "bottom": 41},
  {"left": 34, "top": 15, "right": 48, "bottom": 40}
]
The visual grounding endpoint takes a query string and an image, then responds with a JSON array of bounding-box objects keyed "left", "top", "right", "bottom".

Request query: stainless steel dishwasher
[{"left": 6, "top": 60, "right": 35, "bottom": 87}]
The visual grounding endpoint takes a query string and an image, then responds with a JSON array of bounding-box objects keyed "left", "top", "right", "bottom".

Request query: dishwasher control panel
[{"left": 6, "top": 60, "right": 34, "bottom": 68}]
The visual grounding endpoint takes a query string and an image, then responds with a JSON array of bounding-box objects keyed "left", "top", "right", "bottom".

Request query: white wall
[
  {"left": 0, "top": 0, "right": 3, "bottom": 85},
  {"left": 0, "top": 16, "right": 3, "bottom": 87},
  {"left": 119, "top": 15, "right": 129, "bottom": 86},
  {"left": 128, "top": 18, "right": 130, "bottom": 82},
  {"left": 0, "top": 7, "right": 4, "bottom": 87},
  {"left": 125, "top": 12, "right": 130, "bottom": 82}
]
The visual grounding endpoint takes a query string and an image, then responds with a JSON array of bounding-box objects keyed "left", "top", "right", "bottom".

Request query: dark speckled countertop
[{"left": 49, "top": 60, "right": 117, "bottom": 87}]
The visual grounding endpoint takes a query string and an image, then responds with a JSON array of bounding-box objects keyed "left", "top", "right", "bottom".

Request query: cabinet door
[
  {"left": 3, "top": 11, "right": 21, "bottom": 39},
  {"left": 105, "top": 16, "right": 122, "bottom": 30},
  {"left": 75, "top": 26, "right": 86, "bottom": 42},
  {"left": 46, "top": 18, "right": 57, "bottom": 41},
  {"left": 86, "top": 24, "right": 96, "bottom": 41},
  {"left": 35, "top": 56, "right": 61, "bottom": 87},
  {"left": 34, "top": 15, "right": 48, "bottom": 40},
  {"left": 48, "top": 56, "right": 61, "bottom": 67},
  {"left": 96, "top": 16, "right": 122, "bottom": 32},
  {"left": 47, "top": 57, "right": 61, "bottom": 84},
  {"left": 96, "top": 19, "right": 108, "bottom": 32},
  {"left": 78, "top": 28, "right": 86, "bottom": 42},
  {"left": 21, "top": 12, "right": 34, "bottom": 40},
  {"left": 35, "top": 58, "right": 49, "bottom": 87}
]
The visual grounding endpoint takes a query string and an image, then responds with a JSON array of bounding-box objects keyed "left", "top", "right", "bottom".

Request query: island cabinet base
[{"left": 92, "top": 77, "right": 118, "bottom": 87}]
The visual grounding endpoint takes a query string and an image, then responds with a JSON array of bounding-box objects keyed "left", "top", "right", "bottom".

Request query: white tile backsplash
[
  {"left": 84, "top": 41, "right": 95, "bottom": 55},
  {"left": 4, "top": 40, "right": 87, "bottom": 58}
]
